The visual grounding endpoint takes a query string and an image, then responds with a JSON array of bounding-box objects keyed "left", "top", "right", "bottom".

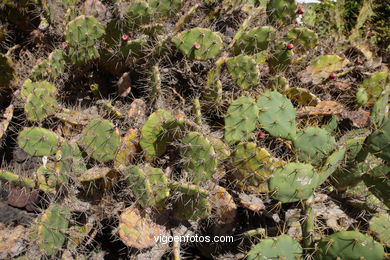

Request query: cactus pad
[
  {"left": 17, "top": 127, "right": 59, "bottom": 156},
  {"left": 284, "top": 87, "right": 319, "bottom": 106},
  {"left": 171, "top": 182, "right": 211, "bottom": 220},
  {"left": 268, "top": 162, "right": 319, "bottom": 203},
  {"left": 114, "top": 129, "right": 139, "bottom": 168},
  {"left": 125, "top": 165, "right": 170, "bottom": 209},
  {"left": 315, "top": 231, "right": 384, "bottom": 260},
  {"left": 267, "top": 42, "right": 294, "bottom": 72},
  {"left": 267, "top": 0, "right": 297, "bottom": 26},
  {"left": 140, "top": 109, "right": 173, "bottom": 161},
  {"left": 79, "top": 119, "right": 121, "bottom": 162},
  {"left": 257, "top": 91, "right": 297, "bottom": 140},
  {"left": 149, "top": 0, "right": 182, "bottom": 18},
  {"left": 233, "top": 142, "right": 284, "bottom": 193},
  {"left": 181, "top": 132, "right": 217, "bottom": 184},
  {"left": 226, "top": 55, "right": 260, "bottom": 90},
  {"left": 369, "top": 213, "right": 390, "bottom": 247},
  {"left": 232, "top": 26, "right": 276, "bottom": 55},
  {"left": 33, "top": 204, "right": 70, "bottom": 256},
  {"left": 0, "top": 53, "right": 16, "bottom": 90},
  {"left": 365, "top": 119, "right": 390, "bottom": 162},
  {"left": 119, "top": 206, "right": 166, "bottom": 249},
  {"left": 293, "top": 127, "right": 336, "bottom": 165},
  {"left": 55, "top": 142, "right": 87, "bottom": 178},
  {"left": 225, "top": 96, "right": 258, "bottom": 145},
  {"left": 172, "top": 28, "right": 223, "bottom": 60},
  {"left": 65, "top": 15, "right": 105, "bottom": 47},
  {"left": 247, "top": 234, "right": 303, "bottom": 260},
  {"left": 362, "top": 165, "right": 390, "bottom": 208},
  {"left": 286, "top": 27, "right": 318, "bottom": 51},
  {"left": 299, "top": 55, "right": 349, "bottom": 84},
  {"left": 356, "top": 71, "right": 389, "bottom": 106},
  {"left": 24, "top": 86, "right": 58, "bottom": 122}
]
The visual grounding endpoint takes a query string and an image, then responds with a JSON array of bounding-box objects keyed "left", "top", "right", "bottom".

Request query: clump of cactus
[{"left": 0, "top": 0, "right": 389, "bottom": 258}]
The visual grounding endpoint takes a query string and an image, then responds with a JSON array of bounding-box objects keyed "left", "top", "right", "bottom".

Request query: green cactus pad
[
  {"left": 21, "top": 79, "right": 57, "bottom": 100},
  {"left": 172, "top": 28, "right": 223, "bottom": 60},
  {"left": 47, "top": 49, "right": 67, "bottom": 79},
  {"left": 226, "top": 55, "right": 260, "bottom": 90},
  {"left": 65, "top": 15, "right": 105, "bottom": 47},
  {"left": 299, "top": 55, "right": 349, "bottom": 84},
  {"left": 140, "top": 109, "right": 174, "bottom": 161},
  {"left": 123, "top": 0, "right": 153, "bottom": 25},
  {"left": 315, "top": 231, "right": 384, "bottom": 260},
  {"left": 30, "top": 60, "right": 49, "bottom": 81},
  {"left": 224, "top": 96, "right": 258, "bottom": 145},
  {"left": 79, "top": 119, "right": 121, "bottom": 162},
  {"left": 125, "top": 165, "right": 170, "bottom": 209},
  {"left": 55, "top": 142, "right": 87, "bottom": 178},
  {"left": 293, "top": 127, "right": 336, "bottom": 165},
  {"left": 119, "top": 38, "right": 148, "bottom": 59},
  {"left": 268, "top": 75, "right": 289, "bottom": 91},
  {"left": 362, "top": 165, "right": 390, "bottom": 208},
  {"left": 369, "top": 213, "right": 390, "bottom": 247},
  {"left": 233, "top": 142, "right": 284, "bottom": 193},
  {"left": 0, "top": 170, "right": 35, "bottom": 188},
  {"left": 119, "top": 206, "right": 166, "bottom": 249},
  {"left": 181, "top": 132, "right": 217, "bottom": 184},
  {"left": 24, "top": 86, "right": 58, "bottom": 122},
  {"left": 247, "top": 234, "right": 303, "bottom": 260},
  {"left": 17, "top": 127, "right": 59, "bottom": 156},
  {"left": 33, "top": 204, "right": 70, "bottom": 256},
  {"left": 267, "top": 42, "right": 294, "bottom": 72},
  {"left": 0, "top": 53, "right": 16, "bottom": 90},
  {"left": 171, "top": 182, "right": 211, "bottom": 220},
  {"left": 317, "top": 147, "right": 346, "bottom": 186},
  {"left": 208, "top": 136, "right": 231, "bottom": 161},
  {"left": 36, "top": 162, "right": 66, "bottom": 193},
  {"left": 203, "top": 57, "right": 224, "bottom": 108},
  {"left": 370, "top": 91, "right": 388, "bottom": 127},
  {"left": 257, "top": 91, "right": 297, "bottom": 140},
  {"left": 114, "top": 129, "right": 139, "bottom": 168},
  {"left": 286, "top": 27, "right": 318, "bottom": 51},
  {"left": 268, "top": 162, "right": 319, "bottom": 203},
  {"left": 356, "top": 71, "right": 389, "bottom": 106},
  {"left": 267, "top": 0, "right": 297, "bottom": 26},
  {"left": 365, "top": 119, "right": 390, "bottom": 162},
  {"left": 149, "top": 0, "right": 182, "bottom": 18},
  {"left": 232, "top": 26, "right": 276, "bottom": 55}
]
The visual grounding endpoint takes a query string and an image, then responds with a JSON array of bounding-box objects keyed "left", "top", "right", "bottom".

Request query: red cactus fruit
[
  {"left": 193, "top": 43, "right": 201, "bottom": 50},
  {"left": 257, "top": 131, "right": 266, "bottom": 139},
  {"left": 121, "top": 34, "right": 129, "bottom": 42},
  {"left": 286, "top": 43, "right": 294, "bottom": 50},
  {"left": 328, "top": 73, "right": 337, "bottom": 80},
  {"left": 297, "top": 7, "right": 304, "bottom": 15}
]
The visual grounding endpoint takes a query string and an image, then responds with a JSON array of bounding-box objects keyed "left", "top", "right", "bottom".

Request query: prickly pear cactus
[
  {"left": 268, "top": 162, "right": 319, "bottom": 203},
  {"left": 124, "top": 165, "right": 170, "bottom": 209},
  {"left": 232, "top": 26, "right": 276, "bottom": 55},
  {"left": 118, "top": 206, "right": 166, "bottom": 249},
  {"left": 32, "top": 204, "right": 70, "bottom": 256},
  {"left": 226, "top": 55, "right": 260, "bottom": 90},
  {"left": 364, "top": 119, "right": 390, "bottom": 162},
  {"left": 180, "top": 132, "right": 217, "bottom": 184},
  {"left": 293, "top": 127, "right": 336, "bottom": 165},
  {"left": 172, "top": 28, "right": 223, "bottom": 60},
  {"left": 286, "top": 27, "right": 318, "bottom": 51},
  {"left": 257, "top": 91, "right": 297, "bottom": 140},
  {"left": 356, "top": 71, "right": 389, "bottom": 106},
  {"left": 171, "top": 182, "right": 211, "bottom": 220},
  {"left": 232, "top": 142, "right": 284, "bottom": 193},
  {"left": 247, "top": 234, "right": 303, "bottom": 260},
  {"left": 79, "top": 119, "right": 121, "bottom": 162},
  {"left": 369, "top": 213, "right": 390, "bottom": 247},
  {"left": 140, "top": 109, "right": 173, "bottom": 161},
  {"left": 17, "top": 127, "right": 59, "bottom": 156},
  {"left": 315, "top": 231, "right": 384, "bottom": 260},
  {"left": 0, "top": 53, "right": 16, "bottom": 90},
  {"left": 362, "top": 165, "right": 390, "bottom": 208},
  {"left": 225, "top": 96, "right": 258, "bottom": 145}
]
